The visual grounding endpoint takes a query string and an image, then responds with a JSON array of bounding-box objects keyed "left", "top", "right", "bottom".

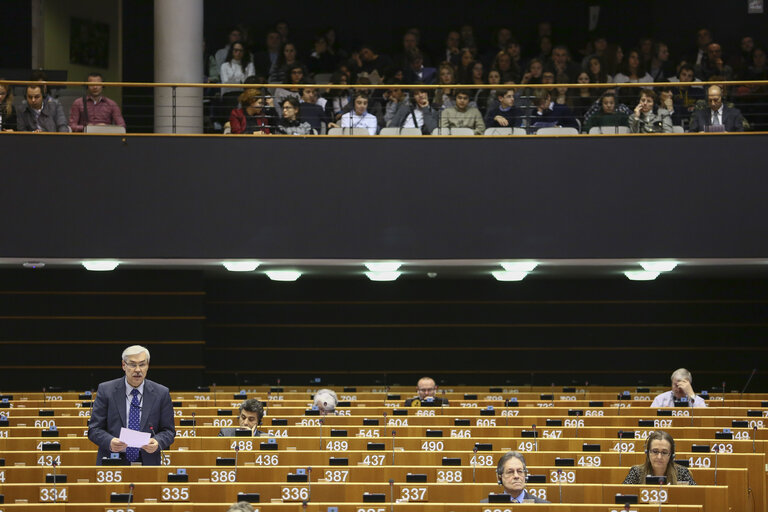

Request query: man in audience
[
  {"left": 546, "top": 45, "right": 581, "bottom": 82},
  {"left": 69, "top": 72, "right": 126, "bottom": 132},
  {"left": 696, "top": 42, "right": 734, "bottom": 80},
  {"left": 688, "top": 28, "right": 713, "bottom": 67},
  {"left": 88, "top": 345, "right": 175, "bottom": 465},
  {"left": 669, "top": 64, "right": 705, "bottom": 111},
  {"left": 215, "top": 27, "right": 243, "bottom": 73},
  {"left": 299, "top": 87, "right": 329, "bottom": 133},
  {"left": 253, "top": 30, "right": 282, "bottom": 79},
  {"left": 329, "top": 91, "right": 378, "bottom": 135},
  {"left": 387, "top": 87, "right": 439, "bottom": 134},
  {"left": 404, "top": 50, "right": 437, "bottom": 85},
  {"left": 485, "top": 89, "right": 523, "bottom": 128},
  {"left": 405, "top": 376, "right": 449, "bottom": 406},
  {"left": 352, "top": 44, "right": 393, "bottom": 81},
  {"left": 481, "top": 451, "right": 549, "bottom": 503},
  {"left": 219, "top": 398, "right": 264, "bottom": 436},
  {"left": 689, "top": 84, "right": 745, "bottom": 132},
  {"left": 657, "top": 85, "right": 685, "bottom": 127},
  {"left": 651, "top": 368, "right": 707, "bottom": 407},
  {"left": 439, "top": 89, "right": 485, "bottom": 135},
  {"left": 17, "top": 84, "right": 68, "bottom": 132}
]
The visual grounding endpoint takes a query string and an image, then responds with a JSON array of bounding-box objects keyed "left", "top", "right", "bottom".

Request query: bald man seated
[{"left": 404, "top": 376, "right": 449, "bottom": 406}]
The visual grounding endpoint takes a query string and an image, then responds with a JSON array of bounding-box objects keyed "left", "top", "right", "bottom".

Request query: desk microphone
[
  {"left": 212, "top": 383, "right": 217, "bottom": 408},
  {"left": 657, "top": 476, "right": 666, "bottom": 512},
  {"left": 617, "top": 430, "right": 623, "bottom": 466},
  {"left": 557, "top": 468, "right": 563, "bottom": 503},
  {"left": 713, "top": 444, "right": 719, "bottom": 484},
  {"left": 441, "top": 389, "right": 446, "bottom": 415},
  {"left": 388, "top": 479, "right": 394, "bottom": 512},
  {"left": 472, "top": 446, "right": 478, "bottom": 483},
  {"left": 318, "top": 417, "right": 324, "bottom": 450},
  {"left": 532, "top": 424, "right": 538, "bottom": 452},
  {"left": 128, "top": 482, "right": 135, "bottom": 503},
  {"left": 307, "top": 466, "right": 312, "bottom": 501},
  {"left": 753, "top": 425, "right": 757, "bottom": 453},
  {"left": 383, "top": 411, "right": 387, "bottom": 427},
  {"left": 43, "top": 386, "right": 47, "bottom": 404},
  {"left": 391, "top": 430, "right": 396, "bottom": 465},
  {"left": 741, "top": 369, "right": 757, "bottom": 398},
  {"left": 150, "top": 425, "right": 163, "bottom": 466},
  {"left": 722, "top": 381, "right": 726, "bottom": 402},
  {"left": 233, "top": 445, "right": 239, "bottom": 481},
  {"left": 51, "top": 459, "right": 57, "bottom": 500}
]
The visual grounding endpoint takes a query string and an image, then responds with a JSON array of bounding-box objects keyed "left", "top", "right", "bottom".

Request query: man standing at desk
[{"left": 88, "top": 345, "right": 175, "bottom": 465}]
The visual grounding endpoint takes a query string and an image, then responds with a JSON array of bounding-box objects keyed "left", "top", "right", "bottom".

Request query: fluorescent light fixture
[
  {"left": 365, "top": 271, "right": 401, "bottom": 281},
  {"left": 500, "top": 261, "right": 538, "bottom": 272},
  {"left": 364, "top": 261, "right": 402, "bottom": 272},
  {"left": 82, "top": 260, "right": 119, "bottom": 271},
  {"left": 222, "top": 261, "right": 260, "bottom": 272},
  {"left": 624, "top": 271, "right": 660, "bottom": 281},
  {"left": 492, "top": 271, "right": 528, "bottom": 281},
  {"left": 639, "top": 261, "right": 678, "bottom": 272},
  {"left": 265, "top": 270, "right": 301, "bottom": 281}
]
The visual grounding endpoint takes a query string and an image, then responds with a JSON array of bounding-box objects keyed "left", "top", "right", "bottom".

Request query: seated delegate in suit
[
  {"left": 623, "top": 431, "right": 696, "bottom": 485},
  {"left": 219, "top": 398, "right": 265, "bottom": 436},
  {"left": 689, "top": 84, "right": 745, "bottom": 132},
  {"left": 481, "top": 451, "right": 549, "bottom": 503},
  {"left": 651, "top": 368, "right": 707, "bottom": 408},
  {"left": 404, "top": 376, "right": 449, "bottom": 406},
  {"left": 88, "top": 345, "right": 175, "bottom": 465}
]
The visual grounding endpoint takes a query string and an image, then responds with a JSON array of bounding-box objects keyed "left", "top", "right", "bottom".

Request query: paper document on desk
[{"left": 119, "top": 427, "right": 151, "bottom": 448}]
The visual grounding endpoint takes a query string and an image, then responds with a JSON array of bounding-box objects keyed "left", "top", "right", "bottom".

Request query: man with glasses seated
[
  {"left": 88, "top": 345, "right": 175, "bottom": 465},
  {"left": 482, "top": 451, "right": 549, "bottom": 503},
  {"left": 404, "top": 376, "right": 449, "bottom": 407}
]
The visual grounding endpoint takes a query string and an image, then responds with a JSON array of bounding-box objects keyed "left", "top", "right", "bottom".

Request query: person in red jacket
[{"left": 229, "top": 88, "right": 275, "bottom": 134}]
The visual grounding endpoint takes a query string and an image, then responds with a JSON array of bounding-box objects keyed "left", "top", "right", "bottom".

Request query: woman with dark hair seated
[
  {"left": 228, "top": 88, "right": 274, "bottom": 134},
  {"left": 583, "top": 91, "right": 629, "bottom": 133},
  {"left": 277, "top": 97, "right": 313, "bottom": 135},
  {"left": 623, "top": 431, "right": 696, "bottom": 485}
]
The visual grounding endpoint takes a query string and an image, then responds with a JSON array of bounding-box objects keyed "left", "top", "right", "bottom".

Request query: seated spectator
[
  {"left": 457, "top": 49, "right": 475, "bottom": 84},
  {"left": 476, "top": 69, "right": 502, "bottom": 114},
  {"left": 530, "top": 89, "right": 579, "bottom": 131},
  {"left": 521, "top": 58, "right": 544, "bottom": 85},
  {"left": 603, "top": 44, "right": 624, "bottom": 79},
  {"left": 404, "top": 50, "right": 437, "bottom": 85},
  {"left": 220, "top": 41, "right": 255, "bottom": 96},
  {"left": 613, "top": 49, "right": 653, "bottom": 90},
  {"left": 439, "top": 89, "right": 485, "bottom": 135},
  {"left": 582, "top": 91, "right": 629, "bottom": 133},
  {"left": 277, "top": 97, "right": 313, "bottom": 135},
  {"left": 623, "top": 431, "right": 696, "bottom": 485},
  {"left": 383, "top": 84, "right": 408, "bottom": 127},
  {"left": 326, "top": 71, "right": 351, "bottom": 122},
  {"left": 438, "top": 30, "right": 462, "bottom": 67},
  {"left": 273, "top": 64, "right": 306, "bottom": 116},
  {"left": 572, "top": 72, "right": 597, "bottom": 118},
  {"left": 268, "top": 42, "right": 305, "bottom": 84},
  {"left": 744, "top": 46, "right": 767, "bottom": 81},
  {"left": 351, "top": 44, "right": 393, "bottom": 82},
  {"left": 669, "top": 64, "right": 705, "bottom": 111},
  {"left": 485, "top": 89, "right": 523, "bottom": 128},
  {"left": 313, "top": 388, "right": 338, "bottom": 415},
  {"left": 628, "top": 89, "right": 673, "bottom": 133},
  {"left": 387, "top": 87, "right": 439, "bottom": 134},
  {"left": 696, "top": 42, "right": 734, "bottom": 81},
  {"left": 253, "top": 30, "right": 282, "bottom": 80},
  {"left": 491, "top": 50, "right": 520, "bottom": 83},
  {"left": 219, "top": 398, "right": 264, "bottom": 436},
  {"left": 213, "top": 27, "right": 243, "bottom": 75},
  {"left": 581, "top": 35, "right": 609, "bottom": 70},
  {"left": 0, "top": 81, "right": 18, "bottom": 131},
  {"left": 229, "top": 88, "right": 274, "bottom": 134},
  {"left": 689, "top": 84, "right": 745, "bottom": 132},
  {"left": 17, "top": 84, "right": 68, "bottom": 132},
  {"left": 299, "top": 87, "right": 329, "bottom": 133},
  {"left": 329, "top": 91, "right": 378, "bottom": 135},
  {"left": 656, "top": 85, "right": 685, "bottom": 127},
  {"left": 586, "top": 56, "right": 609, "bottom": 84},
  {"left": 69, "top": 72, "right": 126, "bottom": 132},
  {"left": 649, "top": 42, "right": 674, "bottom": 82},
  {"left": 433, "top": 63, "right": 458, "bottom": 110},
  {"left": 307, "top": 35, "right": 338, "bottom": 76},
  {"left": 546, "top": 45, "right": 581, "bottom": 82}
]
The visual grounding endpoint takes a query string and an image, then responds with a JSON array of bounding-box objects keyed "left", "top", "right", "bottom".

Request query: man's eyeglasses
[{"left": 125, "top": 361, "right": 148, "bottom": 369}]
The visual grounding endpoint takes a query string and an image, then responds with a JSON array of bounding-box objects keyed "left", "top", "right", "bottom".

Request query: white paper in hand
[{"left": 119, "top": 427, "right": 151, "bottom": 448}]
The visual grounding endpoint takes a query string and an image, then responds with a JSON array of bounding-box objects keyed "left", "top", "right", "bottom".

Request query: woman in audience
[
  {"left": 269, "top": 42, "right": 304, "bottom": 84},
  {"left": 571, "top": 72, "right": 596, "bottom": 118},
  {"left": 613, "top": 49, "right": 653, "bottom": 85},
  {"left": 649, "top": 42, "right": 673, "bottom": 82},
  {"left": 628, "top": 89, "right": 673, "bottom": 133},
  {"left": 272, "top": 64, "right": 306, "bottom": 114},
  {"left": 0, "top": 82, "right": 17, "bottom": 131},
  {"left": 307, "top": 35, "right": 338, "bottom": 76},
  {"left": 475, "top": 68, "right": 501, "bottom": 114},
  {"left": 491, "top": 50, "right": 519, "bottom": 83},
  {"left": 623, "top": 431, "right": 696, "bottom": 485},
  {"left": 229, "top": 88, "right": 274, "bottom": 134},
  {"left": 457, "top": 49, "right": 475, "bottom": 84},
  {"left": 582, "top": 91, "right": 629, "bottom": 133},
  {"left": 277, "top": 97, "right": 313, "bottom": 135},
  {"left": 432, "top": 63, "right": 457, "bottom": 110},
  {"left": 326, "top": 70, "right": 351, "bottom": 122},
  {"left": 587, "top": 56, "right": 609, "bottom": 84},
  {"left": 220, "top": 41, "right": 254, "bottom": 96},
  {"left": 521, "top": 58, "right": 544, "bottom": 85},
  {"left": 603, "top": 44, "right": 624, "bottom": 79}
]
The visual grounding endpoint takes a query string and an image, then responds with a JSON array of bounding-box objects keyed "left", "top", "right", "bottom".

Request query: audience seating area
[{"left": 0, "top": 386, "right": 765, "bottom": 511}]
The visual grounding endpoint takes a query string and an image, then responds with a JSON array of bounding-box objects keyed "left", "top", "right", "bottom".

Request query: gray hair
[
  {"left": 226, "top": 502, "right": 255, "bottom": 512},
  {"left": 496, "top": 450, "right": 527, "bottom": 478},
  {"left": 122, "top": 345, "right": 150, "bottom": 362},
  {"left": 670, "top": 368, "right": 692, "bottom": 383},
  {"left": 313, "top": 388, "right": 338, "bottom": 412}
]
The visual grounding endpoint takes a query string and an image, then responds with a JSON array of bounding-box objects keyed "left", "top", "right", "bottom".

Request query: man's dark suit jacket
[
  {"left": 404, "top": 396, "right": 450, "bottom": 407},
  {"left": 480, "top": 490, "right": 550, "bottom": 503},
  {"left": 689, "top": 106, "right": 745, "bottom": 132},
  {"left": 88, "top": 377, "right": 176, "bottom": 465}
]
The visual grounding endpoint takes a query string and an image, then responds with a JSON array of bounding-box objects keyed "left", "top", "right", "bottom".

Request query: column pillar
[{"left": 154, "top": 0, "right": 203, "bottom": 133}]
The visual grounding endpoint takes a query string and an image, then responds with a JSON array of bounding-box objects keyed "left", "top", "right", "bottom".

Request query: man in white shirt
[
  {"left": 329, "top": 92, "right": 378, "bottom": 135},
  {"left": 651, "top": 368, "right": 707, "bottom": 408}
]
